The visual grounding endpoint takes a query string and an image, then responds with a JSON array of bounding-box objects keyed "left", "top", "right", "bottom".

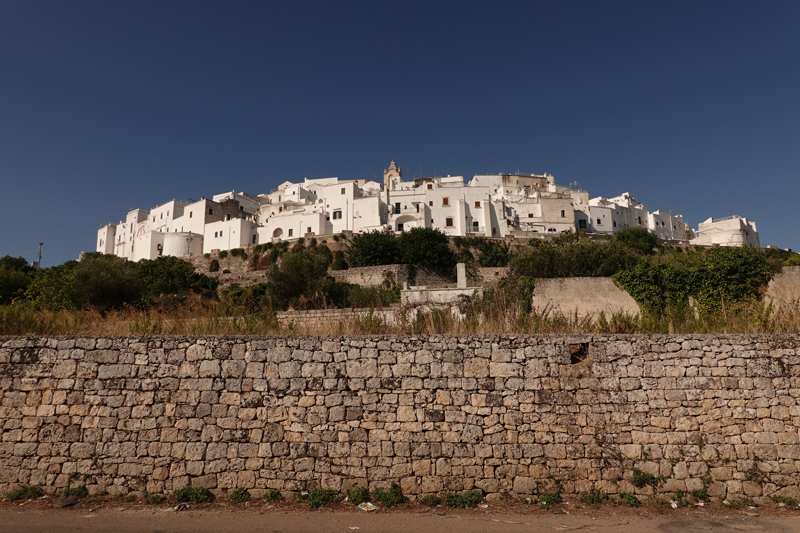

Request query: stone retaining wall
[{"left": 2, "top": 335, "right": 800, "bottom": 503}]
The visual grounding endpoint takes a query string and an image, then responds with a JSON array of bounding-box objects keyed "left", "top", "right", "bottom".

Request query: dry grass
[{"left": 3, "top": 295, "right": 800, "bottom": 337}]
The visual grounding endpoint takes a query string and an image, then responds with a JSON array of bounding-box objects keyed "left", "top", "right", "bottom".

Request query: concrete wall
[
  {"left": 531, "top": 277, "right": 640, "bottom": 318},
  {"left": 3, "top": 334, "right": 800, "bottom": 503}
]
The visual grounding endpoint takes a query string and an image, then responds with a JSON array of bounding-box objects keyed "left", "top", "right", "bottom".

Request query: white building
[
  {"left": 96, "top": 160, "right": 760, "bottom": 261},
  {"left": 691, "top": 216, "right": 759, "bottom": 248}
]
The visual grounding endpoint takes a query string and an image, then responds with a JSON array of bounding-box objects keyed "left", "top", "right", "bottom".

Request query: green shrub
[
  {"left": 372, "top": 482, "right": 407, "bottom": 507},
  {"left": 230, "top": 248, "right": 247, "bottom": 259},
  {"left": 307, "top": 488, "right": 338, "bottom": 508},
  {"left": 538, "top": 491, "right": 562, "bottom": 509},
  {"left": 581, "top": 488, "right": 608, "bottom": 505},
  {"left": 218, "top": 250, "right": 228, "bottom": 259},
  {"left": 264, "top": 489, "right": 283, "bottom": 502},
  {"left": 347, "top": 486, "right": 371, "bottom": 505},
  {"left": 174, "top": 487, "right": 215, "bottom": 504},
  {"left": 772, "top": 495, "right": 799, "bottom": 510},
  {"left": 61, "top": 485, "right": 89, "bottom": 498},
  {"left": 444, "top": 491, "right": 483, "bottom": 508},
  {"left": 209, "top": 259, "right": 220, "bottom": 272},
  {"left": 397, "top": 227, "right": 457, "bottom": 275},
  {"left": 619, "top": 492, "right": 640, "bottom": 507},
  {"left": 145, "top": 494, "right": 166, "bottom": 504},
  {"left": 347, "top": 231, "right": 399, "bottom": 267},
  {"left": 632, "top": 468, "right": 664, "bottom": 489},
  {"left": 6, "top": 485, "right": 44, "bottom": 500},
  {"left": 418, "top": 494, "right": 441, "bottom": 506},
  {"left": 230, "top": 488, "right": 250, "bottom": 503}
]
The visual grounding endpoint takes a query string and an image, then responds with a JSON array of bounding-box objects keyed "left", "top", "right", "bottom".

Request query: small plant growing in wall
[
  {"left": 229, "top": 488, "right": 250, "bottom": 503},
  {"left": 418, "top": 494, "right": 441, "bottom": 506},
  {"left": 307, "top": 488, "right": 338, "bottom": 508},
  {"left": 346, "top": 486, "right": 370, "bottom": 505},
  {"left": 264, "top": 489, "right": 283, "bottom": 501},
  {"left": 173, "top": 487, "right": 215, "bottom": 504},
  {"left": 6, "top": 485, "right": 44, "bottom": 501},
  {"left": 372, "top": 482, "right": 407, "bottom": 507},
  {"left": 632, "top": 468, "right": 664, "bottom": 489},
  {"left": 209, "top": 259, "right": 220, "bottom": 272},
  {"left": 443, "top": 491, "right": 483, "bottom": 508}
]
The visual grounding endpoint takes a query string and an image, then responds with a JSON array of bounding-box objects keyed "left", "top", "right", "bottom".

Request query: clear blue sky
[{"left": 1, "top": 0, "right": 798, "bottom": 267}]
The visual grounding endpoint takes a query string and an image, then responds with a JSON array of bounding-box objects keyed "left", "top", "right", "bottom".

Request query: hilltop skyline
[{"left": 1, "top": 0, "right": 799, "bottom": 266}]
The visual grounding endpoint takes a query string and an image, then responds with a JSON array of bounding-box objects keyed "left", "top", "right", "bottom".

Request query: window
[
  {"left": 333, "top": 210, "right": 342, "bottom": 220},
  {"left": 189, "top": 212, "right": 192, "bottom": 218},
  {"left": 472, "top": 221, "right": 479, "bottom": 231},
  {"left": 208, "top": 208, "right": 213, "bottom": 215},
  {"left": 240, "top": 206, "right": 244, "bottom": 211},
  {"left": 637, "top": 216, "right": 642, "bottom": 224},
  {"left": 394, "top": 202, "right": 401, "bottom": 214},
  {"left": 578, "top": 220, "right": 587, "bottom": 229},
  {"left": 561, "top": 210, "right": 566, "bottom": 217},
  {"left": 288, "top": 229, "right": 293, "bottom": 237},
  {"left": 596, "top": 218, "right": 601, "bottom": 225},
  {"left": 415, "top": 204, "right": 419, "bottom": 213},
  {"left": 252, "top": 235, "right": 257, "bottom": 244},
  {"left": 442, "top": 197, "right": 449, "bottom": 206},
  {"left": 160, "top": 213, "right": 163, "bottom": 219},
  {"left": 475, "top": 201, "right": 480, "bottom": 208},
  {"left": 613, "top": 221, "right": 617, "bottom": 228},
  {"left": 429, "top": 201, "right": 433, "bottom": 207},
  {"left": 427, "top": 184, "right": 432, "bottom": 190},
  {"left": 307, "top": 227, "right": 311, "bottom": 234},
  {"left": 528, "top": 213, "right": 533, "bottom": 218},
  {"left": 341, "top": 187, "right": 346, "bottom": 194},
  {"left": 220, "top": 231, "right": 223, "bottom": 236},
  {"left": 214, "top": 232, "right": 218, "bottom": 237},
  {"left": 445, "top": 217, "right": 454, "bottom": 227},
  {"left": 397, "top": 223, "right": 404, "bottom": 231}
]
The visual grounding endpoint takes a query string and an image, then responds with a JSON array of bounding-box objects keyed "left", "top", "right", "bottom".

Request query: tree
[
  {"left": 266, "top": 247, "right": 348, "bottom": 310},
  {"left": 396, "top": 227, "right": 457, "bottom": 274},
  {"left": 613, "top": 227, "right": 658, "bottom": 256},
  {"left": 0, "top": 255, "right": 34, "bottom": 304},
  {"left": 346, "top": 231, "right": 399, "bottom": 267},
  {"left": 134, "top": 256, "right": 218, "bottom": 299},
  {"left": 69, "top": 253, "right": 144, "bottom": 312}
]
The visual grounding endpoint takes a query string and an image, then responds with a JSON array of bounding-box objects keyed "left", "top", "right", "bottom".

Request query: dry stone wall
[{"left": 2, "top": 335, "right": 800, "bottom": 503}]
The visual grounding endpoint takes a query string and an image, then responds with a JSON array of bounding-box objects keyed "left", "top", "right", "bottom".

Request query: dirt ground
[{"left": 2, "top": 495, "right": 800, "bottom": 533}]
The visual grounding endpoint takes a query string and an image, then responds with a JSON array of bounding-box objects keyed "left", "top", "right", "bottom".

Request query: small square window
[
  {"left": 214, "top": 232, "right": 218, "bottom": 237},
  {"left": 442, "top": 197, "right": 449, "bottom": 206},
  {"left": 474, "top": 201, "right": 480, "bottom": 208},
  {"left": 445, "top": 217, "right": 454, "bottom": 227},
  {"left": 596, "top": 218, "right": 601, "bottom": 225},
  {"left": 528, "top": 213, "right": 533, "bottom": 218},
  {"left": 307, "top": 227, "right": 311, "bottom": 233},
  {"left": 333, "top": 211, "right": 342, "bottom": 220},
  {"left": 427, "top": 184, "right": 433, "bottom": 190},
  {"left": 429, "top": 201, "right": 433, "bottom": 207},
  {"left": 341, "top": 188, "right": 346, "bottom": 194}
]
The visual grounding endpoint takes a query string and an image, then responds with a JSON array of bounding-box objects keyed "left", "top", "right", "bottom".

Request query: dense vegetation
[
  {"left": 1, "top": 253, "right": 218, "bottom": 313},
  {"left": 346, "top": 228, "right": 458, "bottom": 275},
  {"left": 2, "top": 227, "right": 800, "bottom": 336}
]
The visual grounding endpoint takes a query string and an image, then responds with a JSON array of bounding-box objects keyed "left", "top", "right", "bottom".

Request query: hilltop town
[{"left": 96, "top": 161, "right": 759, "bottom": 261}]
